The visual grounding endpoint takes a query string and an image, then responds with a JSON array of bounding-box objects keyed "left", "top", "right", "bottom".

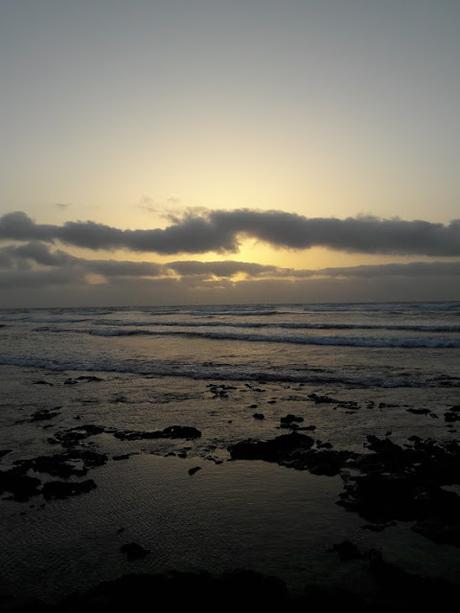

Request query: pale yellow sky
[{"left": 1, "top": 1, "right": 460, "bottom": 307}]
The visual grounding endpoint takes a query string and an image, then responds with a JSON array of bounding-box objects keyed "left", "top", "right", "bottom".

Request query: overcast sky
[{"left": 1, "top": 1, "right": 459, "bottom": 306}]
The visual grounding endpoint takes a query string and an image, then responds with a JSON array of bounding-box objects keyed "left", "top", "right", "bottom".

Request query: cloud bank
[
  {"left": 2, "top": 209, "right": 460, "bottom": 256},
  {"left": 1, "top": 209, "right": 460, "bottom": 305},
  {"left": 1, "top": 240, "right": 460, "bottom": 305}
]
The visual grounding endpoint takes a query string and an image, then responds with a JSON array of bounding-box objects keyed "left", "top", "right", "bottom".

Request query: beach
[{"left": 1, "top": 303, "right": 460, "bottom": 609}]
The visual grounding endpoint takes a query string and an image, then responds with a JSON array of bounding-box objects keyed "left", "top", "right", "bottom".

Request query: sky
[{"left": 1, "top": 0, "right": 459, "bottom": 306}]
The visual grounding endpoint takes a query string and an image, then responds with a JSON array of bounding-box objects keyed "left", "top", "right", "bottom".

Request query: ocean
[{"left": 1, "top": 301, "right": 460, "bottom": 388}]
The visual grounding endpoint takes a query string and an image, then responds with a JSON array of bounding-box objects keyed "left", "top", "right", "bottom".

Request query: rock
[
  {"left": 32, "top": 380, "right": 53, "bottom": 386},
  {"left": 252, "top": 413, "right": 265, "bottom": 420},
  {"left": 229, "top": 432, "right": 314, "bottom": 463},
  {"left": 54, "top": 425, "right": 106, "bottom": 447},
  {"left": 112, "top": 394, "right": 129, "bottom": 403},
  {"left": 114, "top": 425, "right": 202, "bottom": 441},
  {"left": 339, "top": 436, "right": 460, "bottom": 545},
  {"left": 413, "top": 515, "right": 460, "bottom": 546},
  {"left": 55, "top": 570, "right": 290, "bottom": 610},
  {"left": 308, "top": 393, "right": 337, "bottom": 404},
  {"left": 407, "top": 408, "right": 435, "bottom": 416},
  {"left": 308, "top": 393, "right": 358, "bottom": 409},
  {"left": 331, "top": 541, "right": 362, "bottom": 561},
  {"left": 188, "top": 466, "right": 201, "bottom": 476},
  {"left": 367, "top": 549, "right": 460, "bottom": 605},
  {"left": 14, "top": 449, "right": 108, "bottom": 479},
  {"left": 42, "top": 479, "right": 97, "bottom": 500},
  {"left": 229, "top": 432, "right": 355, "bottom": 476},
  {"left": 120, "top": 542, "right": 150, "bottom": 561},
  {"left": 307, "top": 449, "right": 355, "bottom": 476},
  {"left": 0, "top": 468, "right": 42, "bottom": 502},
  {"left": 445, "top": 410, "right": 460, "bottom": 423},
  {"left": 362, "top": 522, "right": 396, "bottom": 532},
  {"left": 4, "top": 564, "right": 459, "bottom": 610},
  {"left": 280, "top": 414, "right": 304, "bottom": 425},
  {"left": 29, "top": 408, "right": 61, "bottom": 422}
]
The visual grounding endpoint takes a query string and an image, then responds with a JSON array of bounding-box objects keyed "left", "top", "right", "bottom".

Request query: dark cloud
[
  {"left": 0, "top": 243, "right": 164, "bottom": 278},
  {"left": 0, "top": 268, "right": 80, "bottom": 290},
  {"left": 2, "top": 242, "right": 460, "bottom": 283},
  {"left": 2, "top": 209, "right": 460, "bottom": 256},
  {"left": 294, "top": 261, "right": 460, "bottom": 278},
  {"left": 167, "top": 260, "right": 281, "bottom": 277}
]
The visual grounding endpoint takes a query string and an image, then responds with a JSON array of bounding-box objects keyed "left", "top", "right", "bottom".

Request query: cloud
[
  {"left": 293, "top": 261, "right": 460, "bottom": 278},
  {"left": 0, "top": 242, "right": 165, "bottom": 278},
  {"left": 2, "top": 209, "right": 460, "bottom": 256},
  {"left": 1, "top": 239, "right": 460, "bottom": 306},
  {"left": 2, "top": 242, "right": 460, "bottom": 282},
  {"left": 167, "top": 260, "right": 281, "bottom": 277}
]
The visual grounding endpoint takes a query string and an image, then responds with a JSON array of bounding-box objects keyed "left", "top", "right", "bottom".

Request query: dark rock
[
  {"left": 229, "top": 432, "right": 353, "bottom": 475},
  {"left": 15, "top": 449, "right": 108, "bottom": 479},
  {"left": 280, "top": 414, "right": 304, "bottom": 425},
  {"left": 29, "top": 408, "right": 61, "bottom": 422},
  {"left": 252, "top": 413, "right": 265, "bottom": 420},
  {"left": 32, "top": 380, "right": 53, "bottom": 386},
  {"left": 407, "top": 408, "right": 433, "bottom": 416},
  {"left": 4, "top": 564, "right": 460, "bottom": 611},
  {"left": 339, "top": 436, "right": 460, "bottom": 545},
  {"left": 188, "top": 466, "right": 201, "bottom": 476},
  {"left": 229, "top": 432, "right": 314, "bottom": 463},
  {"left": 63, "top": 570, "right": 288, "bottom": 609},
  {"left": 120, "top": 542, "right": 150, "bottom": 561},
  {"left": 0, "top": 468, "right": 42, "bottom": 502},
  {"left": 331, "top": 541, "right": 362, "bottom": 561},
  {"left": 445, "top": 410, "right": 460, "bottom": 423},
  {"left": 42, "top": 479, "right": 97, "bottom": 500},
  {"left": 114, "top": 425, "right": 201, "bottom": 441},
  {"left": 413, "top": 514, "right": 460, "bottom": 546},
  {"left": 308, "top": 393, "right": 337, "bottom": 404},
  {"left": 362, "top": 522, "right": 396, "bottom": 532},
  {"left": 308, "top": 393, "right": 358, "bottom": 410},
  {"left": 367, "top": 549, "right": 460, "bottom": 605},
  {"left": 307, "top": 449, "right": 355, "bottom": 476},
  {"left": 54, "top": 425, "right": 105, "bottom": 447},
  {"left": 112, "top": 394, "right": 128, "bottom": 403}
]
